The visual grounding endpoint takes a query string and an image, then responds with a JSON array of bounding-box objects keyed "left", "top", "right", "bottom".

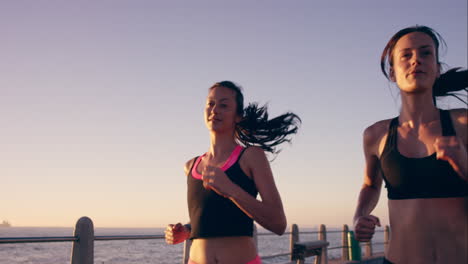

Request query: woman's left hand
[
  {"left": 201, "top": 165, "right": 238, "bottom": 198},
  {"left": 434, "top": 136, "right": 468, "bottom": 179}
]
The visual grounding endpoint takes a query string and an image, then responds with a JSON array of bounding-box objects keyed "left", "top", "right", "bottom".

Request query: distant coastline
[{"left": 0, "top": 220, "right": 11, "bottom": 227}]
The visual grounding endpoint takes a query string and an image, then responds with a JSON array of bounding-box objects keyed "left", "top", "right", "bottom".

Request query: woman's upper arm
[
  {"left": 362, "top": 124, "right": 385, "bottom": 189},
  {"left": 242, "top": 147, "right": 283, "bottom": 205}
]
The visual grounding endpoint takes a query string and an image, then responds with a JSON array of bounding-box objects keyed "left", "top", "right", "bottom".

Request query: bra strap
[
  {"left": 439, "top": 110, "right": 456, "bottom": 136},
  {"left": 388, "top": 117, "right": 399, "bottom": 147}
]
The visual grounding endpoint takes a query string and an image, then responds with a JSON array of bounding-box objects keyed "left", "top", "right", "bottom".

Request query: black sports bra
[
  {"left": 380, "top": 110, "right": 468, "bottom": 200},
  {"left": 187, "top": 146, "right": 258, "bottom": 239}
]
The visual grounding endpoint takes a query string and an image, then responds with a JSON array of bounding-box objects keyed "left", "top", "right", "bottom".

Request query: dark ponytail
[
  {"left": 433, "top": 68, "right": 468, "bottom": 104},
  {"left": 236, "top": 103, "right": 301, "bottom": 154},
  {"left": 210, "top": 81, "right": 301, "bottom": 155}
]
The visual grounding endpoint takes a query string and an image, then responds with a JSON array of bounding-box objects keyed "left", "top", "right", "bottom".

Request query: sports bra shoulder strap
[
  {"left": 439, "top": 109, "right": 456, "bottom": 136},
  {"left": 187, "top": 156, "right": 199, "bottom": 176},
  {"left": 387, "top": 116, "right": 399, "bottom": 146},
  {"left": 238, "top": 147, "right": 248, "bottom": 160}
]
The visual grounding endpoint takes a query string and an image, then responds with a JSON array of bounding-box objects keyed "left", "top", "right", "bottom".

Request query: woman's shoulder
[
  {"left": 363, "top": 118, "right": 393, "bottom": 154},
  {"left": 448, "top": 108, "right": 468, "bottom": 124},
  {"left": 448, "top": 108, "right": 468, "bottom": 142},
  {"left": 242, "top": 146, "right": 269, "bottom": 160},
  {"left": 242, "top": 146, "right": 265, "bottom": 156},
  {"left": 363, "top": 119, "right": 393, "bottom": 142},
  {"left": 238, "top": 146, "right": 270, "bottom": 180},
  {"left": 184, "top": 157, "right": 198, "bottom": 176},
  {"left": 239, "top": 146, "right": 268, "bottom": 167}
]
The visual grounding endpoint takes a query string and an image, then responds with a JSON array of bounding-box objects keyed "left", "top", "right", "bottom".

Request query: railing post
[
  {"left": 341, "top": 224, "right": 349, "bottom": 260},
  {"left": 182, "top": 239, "right": 192, "bottom": 264},
  {"left": 384, "top": 225, "right": 390, "bottom": 253},
  {"left": 317, "top": 224, "right": 328, "bottom": 264},
  {"left": 364, "top": 241, "right": 372, "bottom": 257},
  {"left": 290, "top": 224, "right": 299, "bottom": 261},
  {"left": 71, "top": 216, "right": 94, "bottom": 264}
]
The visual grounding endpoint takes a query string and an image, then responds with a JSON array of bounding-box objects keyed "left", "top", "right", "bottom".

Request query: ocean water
[{"left": 0, "top": 227, "right": 385, "bottom": 264}]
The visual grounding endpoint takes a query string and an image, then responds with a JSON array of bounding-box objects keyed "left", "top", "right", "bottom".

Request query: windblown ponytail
[
  {"left": 209, "top": 81, "right": 301, "bottom": 155},
  {"left": 236, "top": 103, "right": 301, "bottom": 154},
  {"left": 433, "top": 67, "right": 468, "bottom": 105}
]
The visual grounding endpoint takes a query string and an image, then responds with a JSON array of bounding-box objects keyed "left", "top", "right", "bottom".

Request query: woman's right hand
[
  {"left": 353, "top": 215, "right": 381, "bottom": 242},
  {"left": 164, "top": 223, "right": 190, "bottom": 245}
]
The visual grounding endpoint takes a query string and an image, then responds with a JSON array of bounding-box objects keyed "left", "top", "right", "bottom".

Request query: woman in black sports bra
[
  {"left": 353, "top": 26, "right": 467, "bottom": 264},
  {"left": 164, "top": 81, "right": 300, "bottom": 264}
]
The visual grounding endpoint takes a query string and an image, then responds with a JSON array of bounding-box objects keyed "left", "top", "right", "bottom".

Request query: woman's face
[
  {"left": 204, "top": 86, "right": 240, "bottom": 133},
  {"left": 390, "top": 32, "right": 440, "bottom": 94}
]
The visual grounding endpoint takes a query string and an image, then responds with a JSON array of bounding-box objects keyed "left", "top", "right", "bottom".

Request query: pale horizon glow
[{"left": 1, "top": 0, "right": 467, "bottom": 229}]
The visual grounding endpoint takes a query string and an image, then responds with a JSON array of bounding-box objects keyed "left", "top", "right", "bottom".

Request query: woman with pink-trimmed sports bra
[{"left": 165, "top": 81, "right": 301, "bottom": 264}]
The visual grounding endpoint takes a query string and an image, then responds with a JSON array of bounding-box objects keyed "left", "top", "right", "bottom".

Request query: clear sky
[{"left": 1, "top": 0, "right": 466, "bottom": 228}]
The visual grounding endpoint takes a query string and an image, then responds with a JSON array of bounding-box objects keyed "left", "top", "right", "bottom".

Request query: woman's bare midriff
[
  {"left": 189, "top": 236, "right": 257, "bottom": 264},
  {"left": 387, "top": 197, "right": 467, "bottom": 264}
]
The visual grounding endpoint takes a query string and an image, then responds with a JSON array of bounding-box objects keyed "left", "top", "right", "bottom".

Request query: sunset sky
[{"left": 1, "top": 0, "right": 466, "bottom": 229}]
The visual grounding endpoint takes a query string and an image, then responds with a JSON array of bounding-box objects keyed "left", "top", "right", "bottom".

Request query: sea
[{"left": 0, "top": 226, "right": 385, "bottom": 264}]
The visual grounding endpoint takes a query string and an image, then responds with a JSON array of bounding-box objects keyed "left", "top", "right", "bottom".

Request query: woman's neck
[
  {"left": 399, "top": 91, "right": 439, "bottom": 127},
  {"left": 208, "top": 132, "right": 237, "bottom": 158}
]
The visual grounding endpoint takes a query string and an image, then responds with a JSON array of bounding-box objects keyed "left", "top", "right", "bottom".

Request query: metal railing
[
  {"left": 0, "top": 216, "right": 389, "bottom": 264},
  {"left": 1, "top": 235, "right": 166, "bottom": 244}
]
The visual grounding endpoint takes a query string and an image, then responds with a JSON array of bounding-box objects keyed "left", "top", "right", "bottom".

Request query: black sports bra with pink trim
[{"left": 187, "top": 146, "right": 258, "bottom": 239}]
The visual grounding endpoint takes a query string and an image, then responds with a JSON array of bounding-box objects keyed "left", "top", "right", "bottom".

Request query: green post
[{"left": 347, "top": 231, "right": 361, "bottom": 261}]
